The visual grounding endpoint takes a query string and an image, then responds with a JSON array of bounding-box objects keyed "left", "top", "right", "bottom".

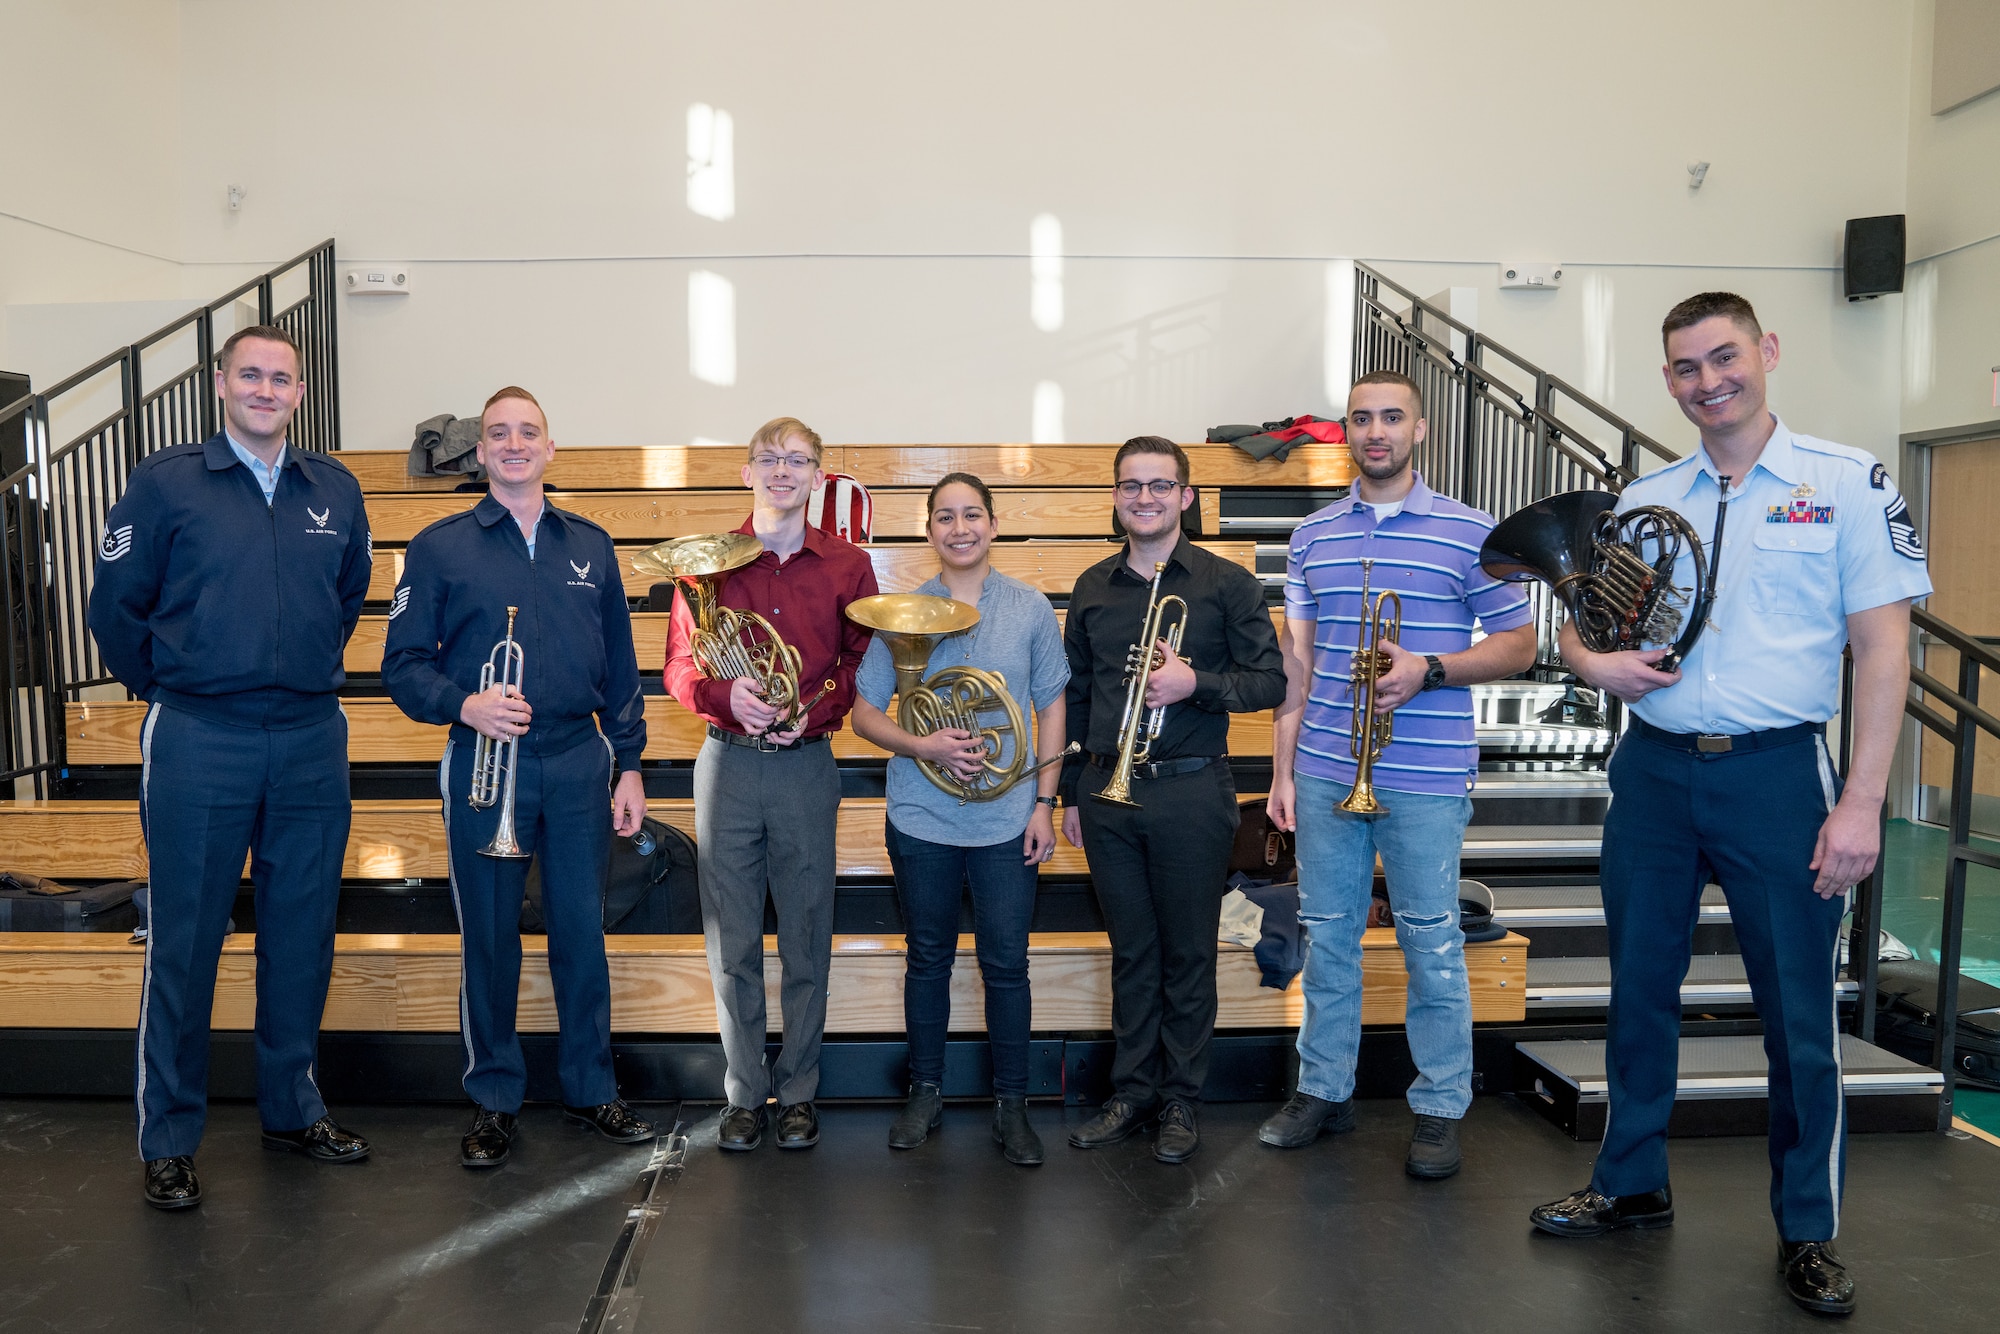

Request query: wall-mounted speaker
[{"left": 1843, "top": 215, "right": 1905, "bottom": 302}]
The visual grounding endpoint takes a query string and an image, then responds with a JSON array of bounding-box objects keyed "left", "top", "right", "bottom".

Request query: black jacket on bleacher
[{"left": 86, "top": 433, "right": 372, "bottom": 730}]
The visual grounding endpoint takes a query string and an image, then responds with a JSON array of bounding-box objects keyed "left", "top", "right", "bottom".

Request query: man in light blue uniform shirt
[{"left": 1529, "top": 293, "right": 1931, "bottom": 1319}]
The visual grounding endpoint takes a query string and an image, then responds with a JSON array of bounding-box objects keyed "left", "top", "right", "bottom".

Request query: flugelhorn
[
  {"left": 634, "top": 533, "right": 835, "bottom": 731},
  {"left": 1091, "top": 562, "right": 1189, "bottom": 809},
  {"left": 469, "top": 606, "right": 530, "bottom": 859},
  {"left": 845, "top": 593, "right": 1079, "bottom": 804},
  {"left": 1478, "top": 488, "right": 1725, "bottom": 673},
  {"left": 1338, "top": 559, "right": 1402, "bottom": 817}
]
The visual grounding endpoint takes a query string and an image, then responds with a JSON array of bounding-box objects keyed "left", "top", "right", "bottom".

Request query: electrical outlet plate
[
  {"left": 345, "top": 267, "right": 411, "bottom": 295},
  {"left": 1499, "top": 261, "right": 1563, "bottom": 291}
]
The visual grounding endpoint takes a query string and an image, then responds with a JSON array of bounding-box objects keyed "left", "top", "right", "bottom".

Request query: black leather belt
[
  {"left": 1631, "top": 718, "right": 1823, "bottom": 755},
  {"left": 707, "top": 724, "right": 830, "bottom": 753},
  {"left": 1086, "top": 753, "right": 1219, "bottom": 780}
]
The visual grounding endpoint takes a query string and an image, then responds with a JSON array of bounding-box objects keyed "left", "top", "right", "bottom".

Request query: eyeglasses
[
  {"left": 1114, "top": 479, "right": 1183, "bottom": 499},
  {"left": 750, "top": 452, "right": 818, "bottom": 471}
]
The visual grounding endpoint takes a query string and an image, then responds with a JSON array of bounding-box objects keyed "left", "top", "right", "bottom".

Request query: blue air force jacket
[
  {"left": 86, "top": 435, "right": 372, "bottom": 729},
  {"left": 382, "top": 494, "right": 648, "bottom": 772}
]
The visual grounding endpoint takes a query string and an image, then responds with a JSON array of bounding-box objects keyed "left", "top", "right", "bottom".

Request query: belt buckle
[
  {"left": 755, "top": 733, "right": 782, "bottom": 754},
  {"left": 1696, "top": 734, "right": 1732, "bottom": 754}
]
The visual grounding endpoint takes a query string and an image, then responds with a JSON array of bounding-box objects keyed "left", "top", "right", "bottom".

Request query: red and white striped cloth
[{"left": 807, "top": 472, "right": 873, "bottom": 543}]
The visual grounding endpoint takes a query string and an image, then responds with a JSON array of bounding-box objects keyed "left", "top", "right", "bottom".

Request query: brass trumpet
[
  {"left": 845, "top": 593, "right": 1079, "bottom": 804},
  {"left": 1339, "top": 558, "right": 1402, "bottom": 816},
  {"left": 635, "top": 533, "right": 835, "bottom": 731},
  {"left": 1092, "top": 562, "right": 1189, "bottom": 809},
  {"left": 469, "top": 606, "right": 530, "bottom": 859}
]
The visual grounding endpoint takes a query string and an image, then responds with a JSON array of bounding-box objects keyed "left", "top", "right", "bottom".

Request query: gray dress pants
[{"left": 693, "top": 735, "right": 841, "bottom": 1109}]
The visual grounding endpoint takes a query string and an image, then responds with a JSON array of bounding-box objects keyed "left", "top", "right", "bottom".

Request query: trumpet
[
  {"left": 1091, "top": 562, "right": 1189, "bottom": 809},
  {"left": 634, "top": 533, "right": 835, "bottom": 732},
  {"left": 1339, "top": 558, "right": 1402, "bottom": 817},
  {"left": 845, "top": 593, "right": 1080, "bottom": 805},
  {"left": 469, "top": 606, "right": 531, "bottom": 859}
]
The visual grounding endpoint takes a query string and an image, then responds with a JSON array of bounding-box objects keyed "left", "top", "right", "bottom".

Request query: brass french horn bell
[
  {"left": 634, "top": 533, "right": 835, "bottom": 727},
  {"left": 845, "top": 593, "right": 1076, "bottom": 804}
]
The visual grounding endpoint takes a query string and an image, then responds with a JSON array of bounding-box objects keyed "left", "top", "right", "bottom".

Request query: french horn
[
  {"left": 1479, "top": 489, "right": 1724, "bottom": 673},
  {"left": 844, "top": 593, "right": 1077, "bottom": 804},
  {"left": 634, "top": 533, "right": 835, "bottom": 730}
]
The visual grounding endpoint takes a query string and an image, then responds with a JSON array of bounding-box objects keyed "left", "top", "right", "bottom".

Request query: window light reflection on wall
[
  {"left": 687, "top": 104, "right": 735, "bottom": 222},
  {"left": 1032, "top": 380, "right": 1065, "bottom": 444},
  {"left": 688, "top": 271, "right": 737, "bottom": 386},
  {"left": 1030, "top": 214, "right": 1064, "bottom": 332}
]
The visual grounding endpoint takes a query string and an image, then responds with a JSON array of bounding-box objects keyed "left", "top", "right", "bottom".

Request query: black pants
[{"left": 1076, "top": 759, "right": 1238, "bottom": 1105}]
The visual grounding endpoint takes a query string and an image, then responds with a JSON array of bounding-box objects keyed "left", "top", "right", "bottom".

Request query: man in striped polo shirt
[{"left": 1261, "top": 370, "right": 1537, "bottom": 1178}]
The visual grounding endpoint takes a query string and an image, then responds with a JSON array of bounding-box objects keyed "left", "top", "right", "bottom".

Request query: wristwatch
[
  {"left": 1419, "top": 654, "right": 1447, "bottom": 692},
  {"left": 1035, "top": 796, "right": 1059, "bottom": 809}
]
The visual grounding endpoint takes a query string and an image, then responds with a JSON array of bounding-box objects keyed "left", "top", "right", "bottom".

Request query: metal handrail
[{"left": 1, "top": 240, "right": 340, "bottom": 796}]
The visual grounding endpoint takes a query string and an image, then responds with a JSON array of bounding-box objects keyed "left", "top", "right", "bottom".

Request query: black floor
[{"left": 5, "top": 1097, "right": 1999, "bottom": 1333}]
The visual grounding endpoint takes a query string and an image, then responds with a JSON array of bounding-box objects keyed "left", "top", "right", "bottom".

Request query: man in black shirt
[{"left": 1059, "top": 436, "right": 1286, "bottom": 1163}]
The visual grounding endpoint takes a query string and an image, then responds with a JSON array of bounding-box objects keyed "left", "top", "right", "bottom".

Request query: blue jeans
[
  {"left": 1291, "top": 772, "right": 1474, "bottom": 1118},
  {"left": 884, "top": 819, "right": 1036, "bottom": 1098}
]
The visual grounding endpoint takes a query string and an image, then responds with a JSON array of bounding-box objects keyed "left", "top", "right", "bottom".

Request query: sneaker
[{"left": 1404, "top": 1113, "right": 1461, "bottom": 1180}]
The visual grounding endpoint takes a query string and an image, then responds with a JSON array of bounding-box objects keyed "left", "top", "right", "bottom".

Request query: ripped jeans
[{"left": 1290, "top": 772, "right": 1474, "bottom": 1119}]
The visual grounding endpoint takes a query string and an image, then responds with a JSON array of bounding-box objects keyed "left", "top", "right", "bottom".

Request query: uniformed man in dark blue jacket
[
  {"left": 87, "top": 324, "right": 374, "bottom": 1211},
  {"left": 383, "top": 385, "right": 655, "bottom": 1168}
]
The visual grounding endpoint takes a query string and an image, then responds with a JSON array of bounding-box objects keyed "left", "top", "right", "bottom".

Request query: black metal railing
[
  {"left": 0, "top": 239, "right": 340, "bottom": 795},
  {"left": 1845, "top": 610, "right": 2000, "bottom": 1129},
  {"left": 1351, "top": 264, "right": 1681, "bottom": 664}
]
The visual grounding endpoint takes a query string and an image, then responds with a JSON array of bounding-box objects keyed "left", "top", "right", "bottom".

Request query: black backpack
[{"left": 520, "top": 817, "right": 701, "bottom": 934}]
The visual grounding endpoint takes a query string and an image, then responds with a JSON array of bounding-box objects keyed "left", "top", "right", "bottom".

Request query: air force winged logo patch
[
  {"left": 1884, "top": 496, "right": 1925, "bottom": 561},
  {"left": 304, "top": 505, "right": 338, "bottom": 536},
  {"left": 1870, "top": 462, "right": 1888, "bottom": 490},
  {"left": 388, "top": 586, "right": 411, "bottom": 620},
  {"left": 570, "top": 560, "right": 591, "bottom": 580},
  {"left": 309, "top": 506, "right": 330, "bottom": 526},
  {"left": 99, "top": 524, "right": 133, "bottom": 562}
]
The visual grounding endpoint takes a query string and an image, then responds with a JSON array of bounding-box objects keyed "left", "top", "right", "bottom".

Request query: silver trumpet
[
  {"left": 469, "top": 605, "right": 530, "bottom": 860},
  {"left": 1091, "top": 562, "right": 1189, "bottom": 809}
]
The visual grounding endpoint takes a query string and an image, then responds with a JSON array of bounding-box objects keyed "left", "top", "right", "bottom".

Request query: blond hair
[{"left": 747, "top": 416, "right": 823, "bottom": 463}]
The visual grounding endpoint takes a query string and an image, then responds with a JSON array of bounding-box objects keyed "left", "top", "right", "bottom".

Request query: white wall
[
  {"left": 0, "top": 0, "right": 190, "bottom": 390},
  {"left": 1902, "top": 0, "right": 2000, "bottom": 437},
  {"left": 148, "top": 0, "right": 1914, "bottom": 453}
]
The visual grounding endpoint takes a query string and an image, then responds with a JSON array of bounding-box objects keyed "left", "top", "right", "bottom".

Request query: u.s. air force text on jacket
[
  {"left": 1616, "top": 415, "right": 1933, "bottom": 736},
  {"left": 381, "top": 494, "right": 647, "bottom": 770},
  {"left": 87, "top": 435, "right": 372, "bottom": 726}
]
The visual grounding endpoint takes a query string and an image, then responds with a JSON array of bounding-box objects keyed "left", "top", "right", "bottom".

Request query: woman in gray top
[{"left": 853, "top": 473, "right": 1069, "bottom": 1165}]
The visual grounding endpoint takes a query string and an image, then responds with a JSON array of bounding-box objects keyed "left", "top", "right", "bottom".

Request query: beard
[{"left": 1358, "top": 450, "right": 1410, "bottom": 481}]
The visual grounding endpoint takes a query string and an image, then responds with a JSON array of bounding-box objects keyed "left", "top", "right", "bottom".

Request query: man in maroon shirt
[{"left": 664, "top": 417, "right": 878, "bottom": 1152}]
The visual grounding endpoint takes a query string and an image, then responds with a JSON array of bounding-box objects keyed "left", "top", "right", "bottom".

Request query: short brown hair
[
  {"left": 481, "top": 385, "right": 546, "bottom": 429},
  {"left": 1113, "top": 435, "right": 1189, "bottom": 485},
  {"left": 219, "top": 324, "right": 301, "bottom": 376},
  {"left": 747, "top": 416, "right": 823, "bottom": 463},
  {"left": 1348, "top": 369, "right": 1424, "bottom": 414},
  {"left": 1661, "top": 292, "right": 1762, "bottom": 352}
]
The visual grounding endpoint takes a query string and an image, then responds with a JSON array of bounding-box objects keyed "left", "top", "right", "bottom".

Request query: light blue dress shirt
[
  {"left": 1617, "top": 415, "right": 1932, "bottom": 735},
  {"left": 224, "top": 432, "right": 285, "bottom": 504}
]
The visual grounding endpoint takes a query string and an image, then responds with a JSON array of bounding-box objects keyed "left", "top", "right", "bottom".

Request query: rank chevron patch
[{"left": 1884, "top": 496, "right": 1925, "bottom": 561}]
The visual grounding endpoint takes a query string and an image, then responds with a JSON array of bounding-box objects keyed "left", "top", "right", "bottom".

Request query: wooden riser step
[{"left": 0, "top": 929, "right": 1527, "bottom": 1032}]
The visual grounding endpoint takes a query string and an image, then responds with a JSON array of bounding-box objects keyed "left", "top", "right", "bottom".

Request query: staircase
[{"left": 1354, "top": 263, "right": 1947, "bottom": 1137}]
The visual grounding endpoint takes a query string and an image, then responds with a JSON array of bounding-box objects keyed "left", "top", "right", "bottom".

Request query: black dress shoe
[
  {"left": 1258, "top": 1092, "right": 1356, "bottom": 1148},
  {"left": 993, "top": 1097, "right": 1044, "bottom": 1166},
  {"left": 1529, "top": 1185, "right": 1674, "bottom": 1237},
  {"left": 776, "top": 1101, "right": 819, "bottom": 1149},
  {"left": 460, "top": 1108, "right": 518, "bottom": 1169},
  {"left": 717, "top": 1104, "right": 766, "bottom": 1152},
  {"left": 143, "top": 1156, "right": 201, "bottom": 1210},
  {"left": 888, "top": 1082, "right": 943, "bottom": 1150},
  {"left": 563, "top": 1100, "right": 657, "bottom": 1144},
  {"left": 1153, "top": 1100, "right": 1200, "bottom": 1165},
  {"left": 262, "top": 1116, "right": 371, "bottom": 1163},
  {"left": 1779, "top": 1241, "right": 1856, "bottom": 1316},
  {"left": 1068, "top": 1096, "right": 1154, "bottom": 1149}
]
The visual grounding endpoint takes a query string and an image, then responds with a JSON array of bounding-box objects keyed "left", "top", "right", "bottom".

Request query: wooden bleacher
[{"left": 4, "top": 439, "right": 1540, "bottom": 1048}]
